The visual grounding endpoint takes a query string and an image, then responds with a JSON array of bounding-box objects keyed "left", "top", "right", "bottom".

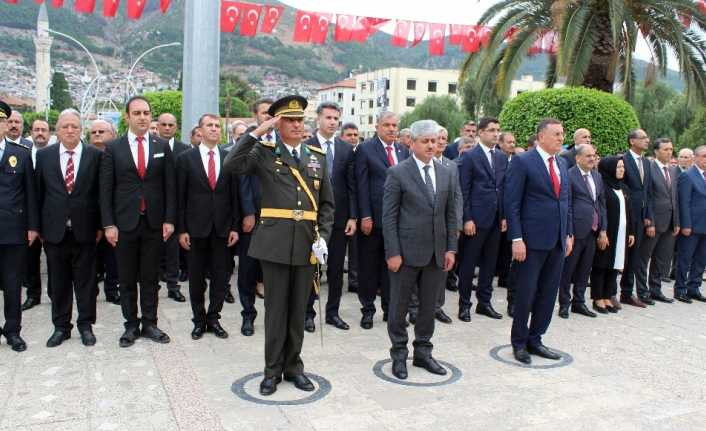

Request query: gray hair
[
  {"left": 409, "top": 120, "right": 440, "bottom": 140},
  {"left": 91, "top": 119, "right": 116, "bottom": 134},
  {"left": 57, "top": 108, "right": 81, "bottom": 126},
  {"left": 438, "top": 126, "right": 448, "bottom": 135},
  {"left": 376, "top": 111, "right": 398, "bottom": 125},
  {"left": 695, "top": 145, "right": 706, "bottom": 157},
  {"left": 228, "top": 120, "right": 247, "bottom": 133},
  {"left": 678, "top": 148, "right": 694, "bottom": 157},
  {"left": 399, "top": 128, "right": 411, "bottom": 137},
  {"left": 575, "top": 143, "right": 596, "bottom": 156}
]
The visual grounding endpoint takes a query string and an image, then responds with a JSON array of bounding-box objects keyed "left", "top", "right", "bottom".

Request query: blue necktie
[
  {"left": 423, "top": 165, "right": 435, "bottom": 203},
  {"left": 325, "top": 141, "right": 334, "bottom": 181},
  {"left": 292, "top": 148, "right": 299, "bottom": 164}
]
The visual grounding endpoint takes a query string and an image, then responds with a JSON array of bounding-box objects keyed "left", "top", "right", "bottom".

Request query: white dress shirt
[
  {"left": 127, "top": 130, "right": 150, "bottom": 169},
  {"left": 284, "top": 142, "right": 302, "bottom": 159},
  {"left": 480, "top": 142, "right": 494, "bottom": 167},
  {"left": 31, "top": 146, "right": 37, "bottom": 169},
  {"left": 412, "top": 154, "right": 436, "bottom": 193},
  {"left": 655, "top": 160, "right": 671, "bottom": 184},
  {"left": 59, "top": 142, "right": 82, "bottom": 179},
  {"left": 628, "top": 149, "right": 644, "bottom": 179},
  {"left": 578, "top": 166, "right": 596, "bottom": 200},
  {"left": 0, "top": 139, "right": 5, "bottom": 161},
  {"left": 168, "top": 137, "right": 175, "bottom": 151},
  {"left": 379, "top": 137, "right": 398, "bottom": 165},
  {"left": 535, "top": 145, "right": 561, "bottom": 182},
  {"left": 199, "top": 144, "right": 220, "bottom": 180},
  {"left": 317, "top": 132, "right": 335, "bottom": 159}
]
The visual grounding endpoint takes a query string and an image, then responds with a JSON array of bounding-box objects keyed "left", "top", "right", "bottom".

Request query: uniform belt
[{"left": 260, "top": 208, "right": 317, "bottom": 222}]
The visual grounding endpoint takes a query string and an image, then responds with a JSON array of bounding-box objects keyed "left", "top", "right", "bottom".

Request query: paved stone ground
[{"left": 2, "top": 271, "right": 706, "bottom": 431}]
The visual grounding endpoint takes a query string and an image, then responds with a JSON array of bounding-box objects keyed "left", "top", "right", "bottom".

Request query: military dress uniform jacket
[
  {"left": 223, "top": 134, "right": 334, "bottom": 266},
  {"left": 0, "top": 141, "right": 39, "bottom": 244}
]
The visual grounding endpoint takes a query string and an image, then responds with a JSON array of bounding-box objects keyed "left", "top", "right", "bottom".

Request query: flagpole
[{"left": 181, "top": 0, "right": 221, "bottom": 140}]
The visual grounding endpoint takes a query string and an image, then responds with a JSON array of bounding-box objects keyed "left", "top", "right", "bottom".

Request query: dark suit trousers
[
  {"left": 307, "top": 227, "right": 347, "bottom": 318},
  {"left": 388, "top": 257, "right": 445, "bottom": 361},
  {"left": 347, "top": 235, "right": 359, "bottom": 291},
  {"left": 675, "top": 233, "right": 706, "bottom": 296},
  {"left": 590, "top": 267, "right": 619, "bottom": 300},
  {"left": 25, "top": 240, "right": 43, "bottom": 300},
  {"left": 621, "top": 223, "right": 646, "bottom": 297},
  {"left": 357, "top": 228, "right": 390, "bottom": 315},
  {"left": 506, "top": 259, "right": 519, "bottom": 305},
  {"left": 510, "top": 242, "right": 565, "bottom": 349},
  {"left": 637, "top": 229, "right": 676, "bottom": 295},
  {"left": 237, "top": 232, "right": 261, "bottom": 319},
  {"left": 161, "top": 233, "right": 181, "bottom": 291},
  {"left": 188, "top": 229, "right": 228, "bottom": 325},
  {"left": 559, "top": 233, "right": 596, "bottom": 306},
  {"left": 496, "top": 231, "right": 512, "bottom": 284},
  {"left": 116, "top": 216, "right": 162, "bottom": 329},
  {"left": 0, "top": 244, "right": 26, "bottom": 335},
  {"left": 261, "top": 261, "right": 314, "bottom": 378},
  {"left": 408, "top": 281, "right": 444, "bottom": 315},
  {"left": 44, "top": 231, "right": 97, "bottom": 332},
  {"left": 96, "top": 237, "right": 119, "bottom": 296},
  {"left": 458, "top": 223, "right": 501, "bottom": 307}
]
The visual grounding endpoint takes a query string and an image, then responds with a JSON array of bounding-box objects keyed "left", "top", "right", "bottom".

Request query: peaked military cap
[
  {"left": 268, "top": 95, "right": 307, "bottom": 118},
  {"left": 0, "top": 100, "right": 10, "bottom": 120}
]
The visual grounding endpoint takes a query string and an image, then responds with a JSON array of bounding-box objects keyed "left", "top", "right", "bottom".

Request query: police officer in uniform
[
  {"left": 223, "top": 95, "right": 334, "bottom": 396},
  {"left": 0, "top": 100, "right": 39, "bottom": 352}
]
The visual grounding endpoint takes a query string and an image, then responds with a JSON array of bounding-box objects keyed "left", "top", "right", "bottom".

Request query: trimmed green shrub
[
  {"left": 400, "top": 95, "right": 468, "bottom": 142},
  {"left": 499, "top": 87, "right": 640, "bottom": 156},
  {"left": 118, "top": 90, "right": 183, "bottom": 137}
]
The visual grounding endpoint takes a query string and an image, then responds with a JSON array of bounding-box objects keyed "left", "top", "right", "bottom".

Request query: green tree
[
  {"left": 633, "top": 81, "right": 696, "bottom": 144},
  {"left": 23, "top": 110, "right": 59, "bottom": 132},
  {"left": 50, "top": 72, "right": 73, "bottom": 111},
  {"left": 118, "top": 90, "right": 182, "bottom": 137},
  {"left": 399, "top": 96, "right": 468, "bottom": 142},
  {"left": 679, "top": 107, "right": 706, "bottom": 150}
]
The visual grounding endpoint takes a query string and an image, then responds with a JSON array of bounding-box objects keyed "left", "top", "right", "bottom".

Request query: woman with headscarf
[{"left": 590, "top": 156, "right": 636, "bottom": 313}]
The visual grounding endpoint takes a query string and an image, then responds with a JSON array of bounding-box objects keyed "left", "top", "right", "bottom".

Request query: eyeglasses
[
  {"left": 160, "top": 123, "right": 176, "bottom": 127},
  {"left": 90, "top": 130, "right": 107, "bottom": 135}
]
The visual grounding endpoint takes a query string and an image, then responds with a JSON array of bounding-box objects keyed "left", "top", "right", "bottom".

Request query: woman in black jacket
[{"left": 590, "top": 156, "right": 635, "bottom": 313}]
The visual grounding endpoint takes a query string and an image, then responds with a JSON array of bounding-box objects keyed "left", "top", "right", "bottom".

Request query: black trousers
[
  {"left": 161, "top": 232, "right": 181, "bottom": 291},
  {"left": 25, "top": 240, "right": 43, "bottom": 300},
  {"left": 357, "top": 228, "right": 389, "bottom": 315},
  {"left": 44, "top": 230, "right": 97, "bottom": 332},
  {"left": 0, "top": 244, "right": 26, "bottom": 335},
  {"left": 458, "top": 222, "right": 501, "bottom": 307},
  {"left": 115, "top": 216, "right": 162, "bottom": 329},
  {"left": 621, "top": 220, "right": 646, "bottom": 297},
  {"left": 96, "top": 237, "right": 119, "bottom": 297},
  {"left": 237, "top": 232, "right": 261, "bottom": 319},
  {"left": 347, "top": 234, "right": 359, "bottom": 291},
  {"left": 507, "top": 259, "right": 519, "bottom": 305},
  {"left": 558, "top": 233, "right": 597, "bottom": 306},
  {"left": 261, "top": 260, "right": 314, "bottom": 378},
  {"left": 496, "top": 232, "right": 512, "bottom": 284},
  {"left": 590, "top": 267, "right": 619, "bottom": 300},
  {"left": 388, "top": 257, "right": 445, "bottom": 361},
  {"left": 188, "top": 230, "right": 229, "bottom": 325},
  {"left": 307, "top": 227, "right": 346, "bottom": 319}
]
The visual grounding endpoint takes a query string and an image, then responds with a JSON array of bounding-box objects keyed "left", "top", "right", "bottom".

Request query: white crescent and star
[
  {"left": 300, "top": 14, "right": 311, "bottom": 30},
  {"left": 247, "top": 9, "right": 259, "bottom": 23},
  {"left": 226, "top": 6, "right": 239, "bottom": 22},
  {"left": 268, "top": 7, "right": 279, "bottom": 23}
]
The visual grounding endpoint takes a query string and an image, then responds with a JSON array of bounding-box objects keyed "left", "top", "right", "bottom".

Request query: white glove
[{"left": 312, "top": 237, "right": 328, "bottom": 264}]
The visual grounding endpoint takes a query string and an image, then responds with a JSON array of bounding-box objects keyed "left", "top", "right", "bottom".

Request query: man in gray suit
[
  {"left": 382, "top": 120, "right": 459, "bottom": 380},
  {"left": 636, "top": 138, "right": 680, "bottom": 303}
]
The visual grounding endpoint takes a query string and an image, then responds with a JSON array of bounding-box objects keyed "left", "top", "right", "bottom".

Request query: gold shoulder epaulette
[
  {"left": 261, "top": 140, "right": 276, "bottom": 148},
  {"left": 307, "top": 145, "right": 325, "bottom": 155}
]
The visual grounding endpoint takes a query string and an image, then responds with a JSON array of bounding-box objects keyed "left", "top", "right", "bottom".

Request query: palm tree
[{"left": 461, "top": 0, "right": 706, "bottom": 107}]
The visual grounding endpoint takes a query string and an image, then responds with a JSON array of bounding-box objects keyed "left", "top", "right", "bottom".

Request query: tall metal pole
[{"left": 181, "top": 0, "right": 221, "bottom": 140}]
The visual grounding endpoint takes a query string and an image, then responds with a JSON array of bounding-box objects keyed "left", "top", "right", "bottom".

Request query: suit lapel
[
  {"left": 214, "top": 148, "right": 228, "bottom": 188},
  {"left": 192, "top": 148, "right": 210, "bottom": 189},
  {"left": 374, "top": 138, "right": 390, "bottom": 168},
  {"left": 50, "top": 144, "right": 66, "bottom": 193},
  {"left": 407, "top": 158, "right": 433, "bottom": 207},
  {"left": 690, "top": 167, "right": 706, "bottom": 193},
  {"left": 530, "top": 149, "right": 554, "bottom": 198},
  {"left": 145, "top": 135, "right": 158, "bottom": 177},
  {"left": 120, "top": 136, "right": 139, "bottom": 174},
  {"left": 277, "top": 140, "right": 300, "bottom": 170},
  {"left": 72, "top": 144, "right": 91, "bottom": 193}
]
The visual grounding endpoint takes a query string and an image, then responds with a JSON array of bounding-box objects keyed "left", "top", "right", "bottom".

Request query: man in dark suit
[
  {"left": 458, "top": 117, "right": 508, "bottom": 322},
  {"left": 304, "top": 102, "right": 357, "bottom": 332},
  {"left": 5, "top": 110, "right": 33, "bottom": 150},
  {"left": 35, "top": 109, "right": 102, "bottom": 347},
  {"left": 495, "top": 132, "right": 516, "bottom": 291},
  {"left": 223, "top": 95, "right": 334, "bottom": 396},
  {"left": 559, "top": 128, "right": 591, "bottom": 169},
  {"left": 383, "top": 120, "right": 459, "bottom": 380},
  {"left": 158, "top": 113, "right": 189, "bottom": 302},
  {"left": 620, "top": 129, "right": 655, "bottom": 307},
  {"left": 443, "top": 120, "right": 476, "bottom": 160},
  {"left": 355, "top": 112, "right": 409, "bottom": 329},
  {"left": 637, "top": 138, "right": 680, "bottom": 303},
  {"left": 0, "top": 100, "right": 39, "bottom": 352},
  {"left": 504, "top": 118, "right": 573, "bottom": 364},
  {"left": 100, "top": 96, "right": 176, "bottom": 348},
  {"left": 177, "top": 113, "right": 240, "bottom": 340},
  {"left": 340, "top": 123, "right": 361, "bottom": 292},
  {"left": 674, "top": 145, "right": 706, "bottom": 303},
  {"left": 558, "top": 143, "right": 607, "bottom": 318}
]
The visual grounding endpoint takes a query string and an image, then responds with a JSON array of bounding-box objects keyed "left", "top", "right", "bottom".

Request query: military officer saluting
[
  {"left": 224, "top": 95, "right": 334, "bottom": 396},
  {"left": 0, "top": 100, "right": 39, "bottom": 352}
]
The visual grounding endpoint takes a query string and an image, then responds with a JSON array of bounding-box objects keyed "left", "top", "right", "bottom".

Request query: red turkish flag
[
  {"left": 428, "top": 23, "right": 446, "bottom": 56},
  {"left": 34, "top": 0, "right": 44, "bottom": 4},
  {"left": 293, "top": 10, "right": 315, "bottom": 42},
  {"left": 103, "top": 0, "right": 119, "bottom": 17},
  {"left": 366, "top": 18, "right": 388, "bottom": 37},
  {"left": 260, "top": 5, "right": 283, "bottom": 34},
  {"left": 461, "top": 25, "right": 479, "bottom": 53},
  {"left": 542, "top": 31, "right": 558, "bottom": 54},
  {"left": 334, "top": 14, "right": 355, "bottom": 42},
  {"left": 410, "top": 22, "right": 427, "bottom": 47},
  {"left": 449, "top": 24, "right": 467, "bottom": 45},
  {"left": 310, "top": 13, "right": 332, "bottom": 44},
  {"left": 528, "top": 33, "right": 543, "bottom": 56},
  {"left": 237, "top": 2, "right": 261, "bottom": 37},
  {"left": 220, "top": 0, "right": 241, "bottom": 33},
  {"left": 50, "top": 0, "right": 64, "bottom": 6},
  {"left": 392, "top": 20, "right": 411, "bottom": 47},
  {"left": 700, "top": 0, "right": 706, "bottom": 14},
  {"left": 351, "top": 17, "right": 371, "bottom": 42},
  {"left": 127, "top": 0, "right": 146, "bottom": 19},
  {"left": 4, "top": 0, "right": 18, "bottom": 4},
  {"left": 74, "top": 0, "right": 95, "bottom": 13}
]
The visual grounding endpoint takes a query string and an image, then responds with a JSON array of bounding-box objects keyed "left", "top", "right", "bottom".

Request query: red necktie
[
  {"left": 548, "top": 156, "right": 560, "bottom": 198},
  {"left": 136, "top": 136, "right": 146, "bottom": 212},
  {"left": 207, "top": 150, "right": 217, "bottom": 191},
  {"left": 64, "top": 150, "right": 75, "bottom": 194},
  {"left": 385, "top": 144, "right": 396, "bottom": 166}
]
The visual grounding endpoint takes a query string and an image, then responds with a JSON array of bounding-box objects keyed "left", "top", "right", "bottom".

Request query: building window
[
  {"left": 352, "top": 94, "right": 355, "bottom": 101},
  {"left": 428, "top": 81, "right": 437, "bottom": 92},
  {"left": 368, "top": 115, "right": 373, "bottom": 125},
  {"left": 337, "top": 92, "right": 343, "bottom": 102},
  {"left": 361, "top": 82, "right": 366, "bottom": 91},
  {"left": 386, "top": 79, "right": 390, "bottom": 90},
  {"left": 448, "top": 83, "right": 457, "bottom": 94},
  {"left": 351, "top": 108, "right": 355, "bottom": 116},
  {"left": 369, "top": 100, "right": 374, "bottom": 108},
  {"left": 369, "top": 81, "right": 374, "bottom": 91},
  {"left": 360, "top": 100, "right": 366, "bottom": 109},
  {"left": 406, "top": 79, "right": 416, "bottom": 91},
  {"left": 406, "top": 97, "right": 416, "bottom": 107}
]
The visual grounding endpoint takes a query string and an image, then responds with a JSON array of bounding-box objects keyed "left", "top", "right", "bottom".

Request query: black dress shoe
[
  {"left": 325, "top": 315, "right": 350, "bottom": 330},
  {"left": 661, "top": 276, "right": 672, "bottom": 283},
  {"left": 207, "top": 322, "right": 229, "bottom": 339},
  {"left": 21, "top": 297, "right": 40, "bottom": 311},
  {"left": 651, "top": 292, "right": 674, "bottom": 303},
  {"left": 458, "top": 307, "right": 471, "bottom": 322},
  {"left": 639, "top": 295, "right": 655, "bottom": 305},
  {"left": 675, "top": 294, "right": 693, "bottom": 304},
  {"left": 304, "top": 317, "right": 315, "bottom": 333},
  {"left": 167, "top": 289, "right": 186, "bottom": 302},
  {"left": 513, "top": 346, "right": 531, "bottom": 364},
  {"left": 5, "top": 334, "right": 27, "bottom": 352},
  {"left": 507, "top": 302, "right": 514, "bottom": 317},
  {"left": 259, "top": 375, "right": 281, "bottom": 396},
  {"left": 191, "top": 325, "right": 206, "bottom": 340},
  {"left": 435, "top": 309, "right": 453, "bottom": 324},
  {"left": 105, "top": 294, "right": 121, "bottom": 305},
  {"left": 224, "top": 290, "right": 235, "bottom": 304},
  {"left": 391, "top": 359, "right": 408, "bottom": 379},
  {"left": 241, "top": 318, "right": 254, "bottom": 336},
  {"left": 527, "top": 343, "right": 562, "bottom": 360},
  {"left": 46, "top": 330, "right": 71, "bottom": 348},
  {"left": 79, "top": 329, "right": 96, "bottom": 346},
  {"left": 412, "top": 356, "right": 447, "bottom": 375},
  {"left": 408, "top": 312, "right": 417, "bottom": 325},
  {"left": 605, "top": 304, "right": 618, "bottom": 313},
  {"left": 119, "top": 328, "right": 139, "bottom": 348},
  {"left": 284, "top": 374, "right": 315, "bottom": 391},
  {"left": 558, "top": 305, "right": 569, "bottom": 319},
  {"left": 476, "top": 303, "right": 502, "bottom": 319},
  {"left": 592, "top": 302, "right": 609, "bottom": 314},
  {"left": 688, "top": 292, "right": 706, "bottom": 303},
  {"left": 179, "top": 270, "right": 189, "bottom": 282},
  {"left": 360, "top": 313, "right": 373, "bottom": 329},
  {"left": 571, "top": 303, "right": 597, "bottom": 317},
  {"left": 141, "top": 325, "right": 170, "bottom": 344}
]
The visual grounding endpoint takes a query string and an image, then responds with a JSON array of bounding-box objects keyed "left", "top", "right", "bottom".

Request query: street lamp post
[{"left": 125, "top": 42, "right": 181, "bottom": 102}]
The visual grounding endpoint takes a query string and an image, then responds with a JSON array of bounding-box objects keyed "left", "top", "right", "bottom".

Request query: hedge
[{"left": 499, "top": 87, "right": 640, "bottom": 156}]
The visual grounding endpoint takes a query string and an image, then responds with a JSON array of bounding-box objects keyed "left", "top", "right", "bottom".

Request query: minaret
[{"left": 34, "top": 3, "right": 53, "bottom": 112}]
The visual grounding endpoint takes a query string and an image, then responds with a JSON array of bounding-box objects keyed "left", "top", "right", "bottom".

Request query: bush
[
  {"left": 118, "top": 90, "right": 182, "bottom": 137},
  {"left": 399, "top": 96, "right": 468, "bottom": 142},
  {"left": 499, "top": 87, "right": 640, "bottom": 156},
  {"left": 679, "top": 108, "right": 706, "bottom": 150}
]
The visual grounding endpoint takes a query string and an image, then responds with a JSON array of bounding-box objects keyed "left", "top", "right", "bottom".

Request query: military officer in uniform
[{"left": 223, "top": 95, "right": 334, "bottom": 396}]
